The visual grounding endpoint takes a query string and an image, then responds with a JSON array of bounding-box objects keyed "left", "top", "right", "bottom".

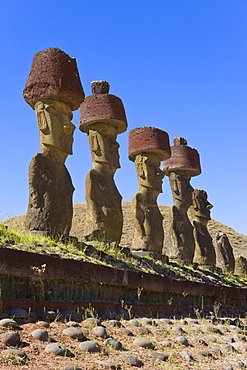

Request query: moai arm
[{"left": 85, "top": 169, "right": 106, "bottom": 224}]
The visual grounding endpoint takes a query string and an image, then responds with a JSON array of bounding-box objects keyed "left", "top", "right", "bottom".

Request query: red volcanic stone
[
  {"left": 162, "top": 137, "right": 201, "bottom": 176},
  {"left": 79, "top": 93, "right": 128, "bottom": 134},
  {"left": 23, "top": 48, "right": 85, "bottom": 110},
  {"left": 128, "top": 127, "right": 171, "bottom": 161}
]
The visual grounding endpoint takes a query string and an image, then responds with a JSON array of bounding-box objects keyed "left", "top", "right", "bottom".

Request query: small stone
[
  {"left": 31, "top": 329, "right": 48, "bottom": 341},
  {"left": 78, "top": 340, "right": 100, "bottom": 353},
  {"left": 83, "top": 317, "right": 101, "bottom": 327},
  {"left": 151, "top": 352, "right": 168, "bottom": 361},
  {"left": 180, "top": 351, "right": 194, "bottom": 361},
  {"left": 66, "top": 321, "right": 80, "bottom": 327},
  {"left": 211, "top": 347, "right": 222, "bottom": 355},
  {"left": 37, "top": 321, "right": 50, "bottom": 328},
  {"left": 160, "top": 318, "right": 172, "bottom": 324},
  {"left": 180, "top": 319, "right": 188, "bottom": 325},
  {"left": 225, "top": 344, "right": 237, "bottom": 352},
  {"left": 45, "top": 343, "right": 73, "bottom": 357},
  {"left": 190, "top": 319, "right": 199, "bottom": 324},
  {"left": 242, "top": 344, "right": 247, "bottom": 351},
  {"left": 119, "top": 328, "right": 134, "bottom": 336},
  {"left": 193, "top": 338, "right": 208, "bottom": 346},
  {"left": 92, "top": 326, "right": 107, "bottom": 338},
  {"left": 1, "top": 349, "right": 27, "bottom": 359},
  {"left": 176, "top": 336, "right": 189, "bottom": 346},
  {"left": 0, "top": 331, "right": 20, "bottom": 346},
  {"left": 8, "top": 308, "right": 28, "bottom": 319},
  {"left": 104, "top": 337, "right": 123, "bottom": 350},
  {"left": 95, "top": 360, "right": 117, "bottom": 369},
  {"left": 141, "top": 317, "right": 154, "bottom": 325},
  {"left": 222, "top": 367, "right": 234, "bottom": 370},
  {"left": 120, "top": 354, "right": 144, "bottom": 367},
  {"left": 63, "top": 366, "right": 82, "bottom": 370},
  {"left": 36, "top": 310, "right": 56, "bottom": 321},
  {"left": 133, "top": 337, "right": 155, "bottom": 349},
  {"left": 207, "top": 326, "right": 222, "bottom": 334},
  {"left": 206, "top": 335, "right": 217, "bottom": 342},
  {"left": 0, "top": 318, "right": 18, "bottom": 328},
  {"left": 198, "top": 350, "right": 213, "bottom": 357},
  {"left": 172, "top": 326, "right": 185, "bottom": 334},
  {"left": 108, "top": 319, "right": 123, "bottom": 328},
  {"left": 138, "top": 326, "right": 151, "bottom": 335},
  {"left": 194, "top": 327, "right": 203, "bottom": 333},
  {"left": 223, "top": 336, "right": 235, "bottom": 343},
  {"left": 161, "top": 340, "right": 172, "bottom": 347},
  {"left": 62, "top": 327, "right": 86, "bottom": 341},
  {"left": 238, "top": 334, "right": 247, "bottom": 341},
  {"left": 129, "top": 319, "right": 140, "bottom": 327}
]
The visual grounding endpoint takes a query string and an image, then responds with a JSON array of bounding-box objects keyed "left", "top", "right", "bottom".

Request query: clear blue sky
[{"left": 0, "top": 0, "right": 246, "bottom": 236}]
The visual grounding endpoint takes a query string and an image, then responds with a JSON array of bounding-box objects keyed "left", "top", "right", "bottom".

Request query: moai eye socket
[{"left": 46, "top": 105, "right": 58, "bottom": 116}]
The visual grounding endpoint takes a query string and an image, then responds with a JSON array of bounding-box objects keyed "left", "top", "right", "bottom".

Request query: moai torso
[
  {"left": 128, "top": 127, "right": 171, "bottom": 255},
  {"left": 162, "top": 138, "right": 201, "bottom": 264},
  {"left": 23, "top": 48, "right": 84, "bottom": 236},
  {"left": 215, "top": 232, "right": 235, "bottom": 273},
  {"left": 79, "top": 81, "right": 127, "bottom": 243},
  {"left": 191, "top": 189, "right": 216, "bottom": 268}
]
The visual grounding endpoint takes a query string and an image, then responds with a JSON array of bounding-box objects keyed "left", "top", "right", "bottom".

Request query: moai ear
[
  {"left": 137, "top": 160, "right": 146, "bottom": 179},
  {"left": 89, "top": 132, "right": 101, "bottom": 155},
  {"left": 173, "top": 177, "right": 180, "bottom": 195},
  {"left": 36, "top": 102, "right": 49, "bottom": 133},
  {"left": 192, "top": 192, "right": 200, "bottom": 211}
]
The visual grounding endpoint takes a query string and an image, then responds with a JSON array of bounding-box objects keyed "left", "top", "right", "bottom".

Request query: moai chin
[
  {"left": 191, "top": 189, "right": 216, "bottom": 268},
  {"left": 215, "top": 232, "right": 235, "bottom": 273},
  {"left": 162, "top": 137, "right": 201, "bottom": 264},
  {"left": 79, "top": 81, "right": 127, "bottom": 243},
  {"left": 23, "top": 48, "right": 85, "bottom": 237},
  {"left": 128, "top": 127, "right": 171, "bottom": 255}
]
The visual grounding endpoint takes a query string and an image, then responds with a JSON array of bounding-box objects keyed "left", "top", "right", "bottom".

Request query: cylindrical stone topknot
[
  {"left": 79, "top": 83, "right": 128, "bottom": 134},
  {"left": 23, "top": 48, "right": 85, "bottom": 110},
  {"left": 128, "top": 127, "right": 171, "bottom": 162},
  {"left": 91, "top": 80, "right": 110, "bottom": 95},
  {"left": 162, "top": 137, "right": 201, "bottom": 176}
]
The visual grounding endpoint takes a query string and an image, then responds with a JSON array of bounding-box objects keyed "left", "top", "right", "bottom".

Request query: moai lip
[
  {"left": 23, "top": 47, "right": 84, "bottom": 110},
  {"left": 79, "top": 81, "right": 127, "bottom": 134},
  {"left": 162, "top": 137, "right": 201, "bottom": 176},
  {"left": 128, "top": 127, "right": 171, "bottom": 162}
]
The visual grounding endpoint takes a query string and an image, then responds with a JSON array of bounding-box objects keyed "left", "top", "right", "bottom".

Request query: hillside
[{"left": 3, "top": 201, "right": 247, "bottom": 259}]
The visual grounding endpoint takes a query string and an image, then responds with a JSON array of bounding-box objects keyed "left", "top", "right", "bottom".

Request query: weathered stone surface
[
  {"left": 162, "top": 137, "right": 201, "bottom": 176},
  {"left": 78, "top": 340, "right": 100, "bottom": 352},
  {"left": 92, "top": 326, "right": 107, "bottom": 338},
  {"left": 180, "top": 351, "right": 194, "bottom": 361},
  {"left": 24, "top": 48, "right": 84, "bottom": 237},
  {"left": 25, "top": 151, "right": 74, "bottom": 236},
  {"left": 31, "top": 329, "right": 48, "bottom": 341},
  {"left": 104, "top": 337, "right": 123, "bottom": 350},
  {"left": 0, "top": 318, "right": 18, "bottom": 328},
  {"left": 215, "top": 232, "right": 235, "bottom": 273},
  {"left": 162, "top": 138, "right": 201, "bottom": 263},
  {"left": 23, "top": 48, "right": 84, "bottom": 110},
  {"left": 176, "top": 336, "right": 189, "bottom": 346},
  {"left": 128, "top": 128, "right": 170, "bottom": 254},
  {"left": 45, "top": 343, "right": 73, "bottom": 357},
  {"left": 235, "top": 256, "right": 247, "bottom": 277},
  {"left": 120, "top": 353, "right": 144, "bottom": 367},
  {"left": 95, "top": 360, "right": 117, "bottom": 369},
  {"left": 1, "top": 349, "right": 27, "bottom": 359},
  {"left": 133, "top": 337, "right": 155, "bottom": 349},
  {"left": 151, "top": 352, "right": 168, "bottom": 361},
  {"left": 191, "top": 189, "right": 216, "bottom": 267},
  {"left": 8, "top": 308, "right": 28, "bottom": 319},
  {"left": 80, "top": 82, "right": 127, "bottom": 243},
  {"left": 0, "top": 331, "right": 20, "bottom": 346},
  {"left": 128, "top": 127, "right": 171, "bottom": 161},
  {"left": 62, "top": 327, "right": 86, "bottom": 341}
]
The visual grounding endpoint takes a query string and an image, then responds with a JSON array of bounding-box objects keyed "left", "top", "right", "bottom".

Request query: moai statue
[
  {"left": 191, "top": 189, "right": 216, "bottom": 268},
  {"left": 128, "top": 127, "right": 171, "bottom": 255},
  {"left": 162, "top": 137, "right": 201, "bottom": 264},
  {"left": 215, "top": 232, "right": 235, "bottom": 273},
  {"left": 79, "top": 81, "right": 127, "bottom": 243},
  {"left": 23, "top": 48, "right": 84, "bottom": 237},
  {"left": 234, "top": 256, "right": 247, "bottom": 277}
]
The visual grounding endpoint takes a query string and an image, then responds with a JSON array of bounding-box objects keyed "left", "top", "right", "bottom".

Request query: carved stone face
[
  {"left": 88, "top": 123, "right": 120, "bottom": 168},
  {"left": 169, "top": 171, "right": 193, "bottom": 205},
  {"left": 35, "top": 99, "right": 75, "bottom": 154},
  {"left": 135, "top": 153, "right": 164, "bottom": 193},
  {"left": 192, "top": 189, "right": 213, "bottom": 220}
]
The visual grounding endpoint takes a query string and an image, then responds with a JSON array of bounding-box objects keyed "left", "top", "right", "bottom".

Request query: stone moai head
[
  {"left": 192, "top": 189, "right": 213, "bottom": 220},
  {"left": 79, "top": 81, "right": 127, "bottom": 170},
  {"left": 23, "top": 48, "right": 85, "bottom": 155},
  {"left": 162, "top": 137, "right": 201, "bottom": 205},
  {"left": 128, "top": 127, "right": 171, "bottom": 193}
]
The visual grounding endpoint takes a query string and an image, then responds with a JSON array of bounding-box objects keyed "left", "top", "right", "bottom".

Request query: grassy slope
[{"left": 3, "top": 201, "right": 247, "bottom": 258}]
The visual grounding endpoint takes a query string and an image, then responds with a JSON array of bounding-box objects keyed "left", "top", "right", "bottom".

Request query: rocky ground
[{"left": 1, "top": 308, "right": 247, "bottom": 370}]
